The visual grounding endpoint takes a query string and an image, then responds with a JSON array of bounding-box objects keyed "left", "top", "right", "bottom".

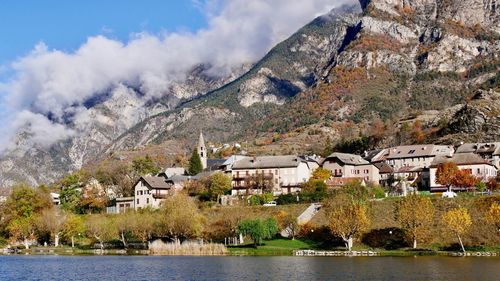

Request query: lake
[{"left": 0, "top": 256, "right": 498, "bottom": 280}]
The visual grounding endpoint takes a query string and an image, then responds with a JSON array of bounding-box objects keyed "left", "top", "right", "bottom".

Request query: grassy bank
[{"left": 228, "top": 239, "right": 500, "bottom": 257}]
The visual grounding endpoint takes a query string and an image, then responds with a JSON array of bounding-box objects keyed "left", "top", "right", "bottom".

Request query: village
[{"left": 106, "top": 132, "right": 499, "bottom": 213}]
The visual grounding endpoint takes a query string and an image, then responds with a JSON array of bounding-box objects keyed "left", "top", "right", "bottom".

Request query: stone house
[
  {"left": 455, "top": 142, "right": 500, "bottom": 168},
  {"left": 231, "top": 155, "right": 316, "bottom": 196},
  {"left": 322, "top": 153, "right": 380, "bottom": 184}
]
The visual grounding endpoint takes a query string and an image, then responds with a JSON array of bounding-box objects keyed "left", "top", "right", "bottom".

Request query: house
[
  {"left": 231, "top": 155, "right": 316, "bottom": 196},
  {"left": 107, "top": 197, "right": 135, "bottom": 214},
  {"left": 380, "top": 145, "right": 454, "bottom": 171},
  {"left": 426, "top": 153, "right": 498, "bottom": 192},
  {"left": 455, "top": 142, "right": 500, "bottom": 168},
  {"left": 134, "top": 176, "right": 178, "bottom": 210},
  {"left": 322, "top": 153, "right": 380, "bottom": 184},
  {"left": 51, "top": 192, "right": 61, "bottom": 205}
]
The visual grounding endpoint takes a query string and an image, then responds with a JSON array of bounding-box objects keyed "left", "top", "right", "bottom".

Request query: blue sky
[{"left": 0, "top": 0, "right": 206, "bottom": 65}]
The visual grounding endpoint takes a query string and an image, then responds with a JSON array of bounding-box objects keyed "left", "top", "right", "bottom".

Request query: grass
[{"left": 228, "top": 239, "right": 318, "bottom": 256}]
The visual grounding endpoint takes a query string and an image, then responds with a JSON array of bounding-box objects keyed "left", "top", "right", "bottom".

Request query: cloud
[{"left": 0, "top": 0, "right": 356, "bottom": 152}]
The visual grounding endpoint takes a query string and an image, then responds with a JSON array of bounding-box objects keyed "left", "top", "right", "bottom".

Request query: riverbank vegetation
[{"left": 0, "top": 181, "right": 499, "bottom": 256}]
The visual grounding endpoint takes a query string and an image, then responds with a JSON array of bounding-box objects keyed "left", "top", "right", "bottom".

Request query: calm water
[{"left": 0, "top": 256, "right": 499, "bottom": 281}]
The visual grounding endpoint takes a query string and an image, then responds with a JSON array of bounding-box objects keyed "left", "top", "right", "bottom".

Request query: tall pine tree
[{"left": 188, "top": 149, "right": 203, "bottom": 175}]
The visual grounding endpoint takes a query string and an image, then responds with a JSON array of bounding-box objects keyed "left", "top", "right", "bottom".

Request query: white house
[
  {"left": 134, "top": 176, "right": 177, "bottom": 210},
  {"left": 322, "top": 152, "right": 380, "bottom": 184},
  {"left": 231, "top": 155, "right": 316, "bottom": 196},
  {"left": 427, "top": 153, "right": 498, "bottom": 192}
]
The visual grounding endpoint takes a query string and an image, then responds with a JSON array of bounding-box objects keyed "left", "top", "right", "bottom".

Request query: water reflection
[{"left": 0, "top": 256, "right": 498, "bottom": 281}]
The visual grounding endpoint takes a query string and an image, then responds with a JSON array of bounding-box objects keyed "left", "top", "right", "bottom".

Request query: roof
[
  {"left": 374, "top": 162, "right": 393, "bottom": 174},
  {"left": 456, "top": 143, "right": 500, "bottom": 155},
  {"left": 206, "top": 159, "right": 226, "bottom": 171},
  {"left": 162, "top": 167, "right": 186, "bottom": 178},
  {"left": 141, "top": 176, "right": 172, "bottom": 190},
  {"left": 394, "top": 166, "right": 423, "bottom": 173},
  {"left": 232, "top": 155, "right": 302, "bottom": 170},
  {"left": 431, "top": 153, "right": 494, "bottom": 167},
  {"left": 222, "top": 155, "right": 249, "bottom": 167},
  {"left": 364, "top": 149, "right": 386, "bottom": 162},
  {"left": 386, "top": 145, "right": 452, "bottom": 159},
  {"left": 324, "top": 153, "right": 370, "bottom": 166}
]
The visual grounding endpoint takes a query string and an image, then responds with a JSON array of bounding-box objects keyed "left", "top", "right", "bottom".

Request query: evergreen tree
[{"left": 188, "top": 149, "right": 203, "bottom": 176}]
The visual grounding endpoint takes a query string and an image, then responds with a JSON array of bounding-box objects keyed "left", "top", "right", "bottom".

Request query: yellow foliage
[
  {"left": 442, "top": 208, "right": 472, "bottom": 236},
  {"left": 485, "top": 202, "right": 500, "bottom": 230},
  {"left": 395, "top": 194, "right": 434, "bottom": 248}
]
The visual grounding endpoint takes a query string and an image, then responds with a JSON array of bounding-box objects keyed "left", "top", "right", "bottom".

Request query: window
[
  {"left": 137, "top": 199, "right": 139, "bottom": 204},
  {"left": 137, "top": 190, "right": 139, "bottom": 195},
  {"left": 409, "top": 150, "right": 416, "bottom": 154},
  {"left": 477, "top": 168, "right": 481, "bottom": 174},
  {"left": 147, "top": 198, "right": 149, "bottom": 204},
  {"left": 140, "top": 191, "right": 143, "bottom": 195},
  {"left": 275, "top": 169, "right": 278, "bottom": 175}
]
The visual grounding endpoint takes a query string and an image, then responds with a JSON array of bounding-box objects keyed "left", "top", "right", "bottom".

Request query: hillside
[{"left": 110, "top": 0, "right": 500, "bottom": 151}]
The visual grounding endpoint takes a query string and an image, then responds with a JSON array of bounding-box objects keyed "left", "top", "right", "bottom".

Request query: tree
[
  {"left": 436, "top": 162, "right": 459, "bottom": 191},
  {"left": 95, "top": 161, "right": 134, "bottom": 197},
  {"left": 453, "top": 170, "right": 479, "bottom": 191},
  {"left": 155, "top": 193, "right": 203, "bottom": 242},
  {"left": 411, "top": 120, "right": 426, "bottom": 143},
  {"left": 441, "top": 208, "right": 472, "bottom": 253},
  {"left": 59, "top": 173, "right": 84, "bottom": 213},
  {"left": 3, "top": 184, "right": 53, "bottom": 248},
  {"left": 6, "top": 217, "right": 36, "bottom": 249},
  {"left": 208, "top": 173, "right": 232, "bottom": 203},
  {"left": 244, "top": 173, "right": 275, "bottom": 194},
  {"left": 114, "top": 212, "right": 134, "bottom": 247},
  {"left": 485, "top": 202, "right": 500, "bottom": 232},
  {"left": 395, "top": 194, "right": 435, "bottom": 249},
  {"left": 131, "top": 211, "right": 157, "bottom": 245},
  {"left": 35, "top": 208, "right": 67, "bottom": 247},
  {"left": 85, "top": 215, "right": 117, "bottom": 250},
  {"left": 132, "top": 155, "right": 160, "bottom": 176},
  {"left": 322, "top": 136, "right": 333, "bottom": 157},
  {"left": 275, "top": 211, "right": 299, "bottom": 240},
  {"left": 4, "top": 184, "right": 53, "bottom": 219},
  {"left": 237, "top": 218, "right": 278, "bottom": 247},
  {"left": 80, "top": 179, "right": 108, "bottom": 214},
  {"left": 436, "top": 162, "right": 479, "bottom": 191},
  {"left": 63, "top": 214, "right": 85, "bottom": 248},
  {"left": 188, "top": 149, "right": 203, "bottom": 176},
  {"left": 325, "top": 193, "right": 369, "bottom": 251}
]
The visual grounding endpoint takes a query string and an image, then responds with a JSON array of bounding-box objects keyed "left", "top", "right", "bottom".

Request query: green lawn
[{"left": 228, "top": 239, "right": 318, "bottom": 256}]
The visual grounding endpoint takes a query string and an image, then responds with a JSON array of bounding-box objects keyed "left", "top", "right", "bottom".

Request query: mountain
[
  {"left": 111, "top": 0, "right": 499, "bottom": 147},
  {"left": 1, "top": 0, "right": 499, "bottom": 187},
  {"left": 0, "top": 65, "right": 249, "bottom": 187}
]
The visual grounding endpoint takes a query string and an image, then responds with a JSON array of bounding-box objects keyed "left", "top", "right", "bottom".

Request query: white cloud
[{"left": 0, "top": 0, "right": 356, "bottom": 152}]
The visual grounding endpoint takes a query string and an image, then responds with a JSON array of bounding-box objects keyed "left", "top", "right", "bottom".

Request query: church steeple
[{"left": 198, "top": 131, "right": 207, "bottom": 170}]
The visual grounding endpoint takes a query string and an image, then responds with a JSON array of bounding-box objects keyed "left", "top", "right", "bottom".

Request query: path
[{"left": 281, "top": 203, "right": 322, "bottom": 238}]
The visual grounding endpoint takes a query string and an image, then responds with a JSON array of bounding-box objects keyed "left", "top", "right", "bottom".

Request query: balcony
[
  {"left": 152, "top": 193, "right": 168, "bottom": 199},
  {"left": 233, "top": 173, "right": 274, "bottom": 181}
]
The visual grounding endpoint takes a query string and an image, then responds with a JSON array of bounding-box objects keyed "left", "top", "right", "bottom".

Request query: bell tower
[{"left": 198, "top": 131, "right": 207, "bottom": 170}]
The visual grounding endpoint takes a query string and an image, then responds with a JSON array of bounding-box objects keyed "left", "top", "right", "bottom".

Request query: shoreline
[{"left": 2, "top": 247, "right": 499, "bottom": 258}]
